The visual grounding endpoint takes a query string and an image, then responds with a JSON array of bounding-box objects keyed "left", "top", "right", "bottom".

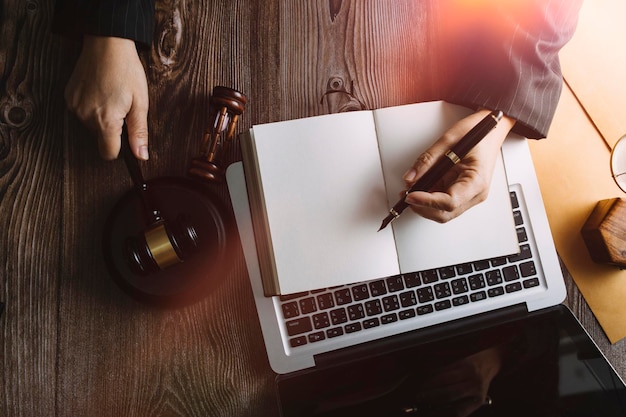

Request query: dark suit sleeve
[
  {"left": 443, "top": 0, "right": 582, "bottom": 139},
  {"left": 53, "top": 0, "right": 155, "bottom": 47}
]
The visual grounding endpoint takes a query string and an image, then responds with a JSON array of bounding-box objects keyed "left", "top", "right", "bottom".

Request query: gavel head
[
  {"left": 125, "top": 214, "right": 199, "bottom": 276},
  {"left": 188, "top": 86, "right": 248, "bottom": 183}
]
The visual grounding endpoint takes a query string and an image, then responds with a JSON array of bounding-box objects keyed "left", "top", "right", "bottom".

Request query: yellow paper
[
  {"left": 535, "top": 0, "right": 626, "bottom": 343},
  {"left": 529, "top": 86, "right": 626, "bottom": 343},
  {"left": 559, "top": 0, "right": 626, "bottom": 148}
]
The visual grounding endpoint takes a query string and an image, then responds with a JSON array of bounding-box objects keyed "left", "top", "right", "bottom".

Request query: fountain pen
[{"left": 378, "top": 110, "right": 503, "bottom": 231}]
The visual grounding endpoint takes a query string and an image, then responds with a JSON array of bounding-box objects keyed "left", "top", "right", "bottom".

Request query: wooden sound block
[
  {"left": 581, "top": 198, "right": 626, "bottom": 268},
  {"left": 103, "top": 177, "right": 236, "bottom": 307}
]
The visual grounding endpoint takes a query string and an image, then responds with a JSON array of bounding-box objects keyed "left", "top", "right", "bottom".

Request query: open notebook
[
  {"left": 227, "top": 101, "right": 565, "bottom": 378},
  {"left": 239, "top": 102, "right": 518, "bottom": 296}
]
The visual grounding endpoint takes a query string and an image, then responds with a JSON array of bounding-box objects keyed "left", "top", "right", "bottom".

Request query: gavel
[
  {"left": 121, "top": 125, "right": 199, "bottom": 275},
  {"left": 104, "top": 86, "right": 246, "bottom": 306},
  {"left": 122, "top": 86, "right": 247, "bottom": 275}
]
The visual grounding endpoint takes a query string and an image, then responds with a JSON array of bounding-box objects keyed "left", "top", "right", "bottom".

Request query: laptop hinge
[{"left": 314, "top": 303, "right": 528, "bottom": 370}]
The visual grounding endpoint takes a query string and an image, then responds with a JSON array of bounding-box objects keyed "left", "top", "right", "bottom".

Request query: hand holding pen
[{"left": 379, "top": 110, "right": 506, "bottom": 231}]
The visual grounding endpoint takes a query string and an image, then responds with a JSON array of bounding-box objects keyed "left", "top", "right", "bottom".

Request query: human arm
[
  {"left": 53, "top": 0, "right": 155, "bottom": 160},
  {"left": 404, "top": 0, "right": 581, "bottom": 222},
  {"left": 443, "top": 0, "right": 582, "bottom": 139}
]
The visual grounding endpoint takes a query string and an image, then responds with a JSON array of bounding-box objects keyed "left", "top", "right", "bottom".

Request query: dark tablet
[{"left": 276, "top": 304, "right": 626, "bottom": 416}]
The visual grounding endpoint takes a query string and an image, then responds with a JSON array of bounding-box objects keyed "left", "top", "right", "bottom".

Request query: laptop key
[
  {"left": 312, "top": 312, "right": 330, "bottom": 329},
  {"left": 473, "top": 260, "right": 491, "bottom": 271},
  {"left": 420, "top": 269, "right": 438, "bottom": 284},
  {"left": 503, "top": 265, "right": 520, "bottom": 282},
  {"left": 381, "top": 313, "right": 398, "bottom": 324},
  {"left": 451, "top": 278, "right": 469, "bottom": 294},
  {"left": 369, "top": 280, "right": 387, "bottom": 296},
  {"left": 434, "top": 300, "right": 452, "bottom": 311},
  {"left": 345, "top": 322, "right": 362, "bottom": 333},
  {"left": 452, "top": 295, "right": 470, "bottom": 306},
  {"left": 516, "top": 227, "right": 528, "bottom": 243},
  {"left": 348, "top": 304, "right": 365, "bottom": 320},
  {"left": 386, "top": 276, "right": 404, "bottom": 292},
  {"left": 290, "top": 336, "right": 307, "bottom": 347},
  {"left": 365, "top": 299, "right": 382, "bottom": 316},
  {"left": 399, "top": 309, "right": 416, "bottom": 320},
  {"left": 438, "top": 266, "right": 456, "bottom": 279},
  {"left": 488, "top": 287, "right": 505, "bottom": 297},
  {"left": 491, "top": 257, "right": 508, "bottom": 267},
  {"left": 434, "top": 282, "right": 451, "bottom": 299},
  {"left": 334, "top": 288, "right": 352, "bottom": 305},
  {"left": 299, "top": 297, "right": 317, "bottom": 314},
  {"left": 417, "top": 287, "right": 434, "bottom": 303},
  {"left": 403, "top": 272, "right": 421, "bottom": 288},
  {"left": 281, "top": 301, "right": 299, "bottom": 318},
  {"left": 469, "top": 274, "right": 486, "bottom": 290},
  {"left": 285, "top": 317, "right": 312, "bottom": 336},
  {"left": 308, "top": 332, "right": 325, "bottom": 343},
  {"left": 520, "top": 261, "right": 537, "bottom": 277},
  {"left": 523, "top": 277, "right": 540, "bottom": 288},
  {"left": 470, "top": 291, "right": 487, "bottom": 302},
  {"left": 486, "top": 270, "right": 503, "bottom": 286},
  {"left": 505, "top": 282, "right": 523, "bottom": 293},
  {"left": 455, "top": 263, "right": 473, "bottom": 275},
  {"left": 510, "top": 190, "right": 519, "bottom": 208},
  {"left": 317, "top": 293, "right": 335, "bottom": 310},
  {"left": 326, "top": 327, "right": 344, "bottom": 338},
  {"left": 363, "top": 318, "right": 380, "bottom": 329},
  {"left": 382, "top": 295, "right": 400, "bottom": 311},
  {"left": 417, "top": 305, "right": 434, "bottom": 315},
  {"left": 330, "top": 308, "right": 348, "bottom": 325},
  {"left": 399, "top": 290, "right": 417, "bottom": 307},
  {"left": 351, "top": 284, "right": 370, "bottom": 301}
]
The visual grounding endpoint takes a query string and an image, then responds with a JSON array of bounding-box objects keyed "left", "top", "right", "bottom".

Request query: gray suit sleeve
[
  {"left": 53, "top": 0, "right": 155, "bottom": 47},
  {"left": 444, "top": 0, "right": 582, "bottom": 139}
]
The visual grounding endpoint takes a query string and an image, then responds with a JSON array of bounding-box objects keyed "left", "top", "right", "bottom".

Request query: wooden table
[{"left": 2, "top": 1, "right": 625, "bottom": 415}]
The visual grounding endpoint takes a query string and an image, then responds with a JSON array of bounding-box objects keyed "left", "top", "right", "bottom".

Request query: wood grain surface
[{"left": 1, "top": 1, "right": 624, "bottom": 416}]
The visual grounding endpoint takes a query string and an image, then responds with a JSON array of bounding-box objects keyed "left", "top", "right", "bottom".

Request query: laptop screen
[{"left": 276, "top": 305, "right": 626, "bottom": 416}]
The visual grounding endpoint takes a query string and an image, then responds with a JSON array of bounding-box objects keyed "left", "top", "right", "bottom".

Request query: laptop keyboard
[{"left": 279, "top": 189, "right": 541, "bottom": 349}]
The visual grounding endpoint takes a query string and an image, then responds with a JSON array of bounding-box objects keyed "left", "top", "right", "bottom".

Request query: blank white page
[
  {"left": 373, "top": 101, "right": 519, "bottom": 272},
  {"left": 251, "top": 111, "right": 400, "bottom": 294}
]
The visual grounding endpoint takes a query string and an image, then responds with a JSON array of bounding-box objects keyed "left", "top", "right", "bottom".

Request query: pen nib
[{"left": 378, "top": 215, "right": 394, "bottom": 232}]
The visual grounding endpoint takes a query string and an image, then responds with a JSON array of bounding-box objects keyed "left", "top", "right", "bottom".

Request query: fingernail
[
  {"left": 403, "top": 168, "right": 416, "bottom": 183},
  {"left": 139, "top": 145, "right": 149, "bottom": 160}
]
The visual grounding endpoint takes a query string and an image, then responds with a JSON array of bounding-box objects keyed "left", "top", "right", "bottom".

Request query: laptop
[
  {"left": 227, "top": 116, "right": 563, "bottom": 362},
  {"left": 225, "top": 104, "right": 597, "bottom": 412}
]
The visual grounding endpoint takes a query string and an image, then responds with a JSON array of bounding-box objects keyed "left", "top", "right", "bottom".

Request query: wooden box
[{"left": 581, "top": 198, "right": 626, "bottom": 268}]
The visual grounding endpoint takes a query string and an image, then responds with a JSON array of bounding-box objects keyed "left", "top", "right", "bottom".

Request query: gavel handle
[{"left": 121, "top": 124, "right": 163, "bottom": 225}]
